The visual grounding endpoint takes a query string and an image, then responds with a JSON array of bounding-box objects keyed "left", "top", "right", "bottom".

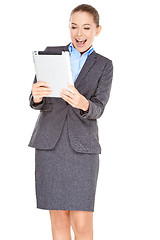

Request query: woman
[{"left": 28, "top": 4, "right": 113, "bottom": 240}]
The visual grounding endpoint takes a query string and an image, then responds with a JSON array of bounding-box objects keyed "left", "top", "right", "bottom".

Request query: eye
[
  {"left": 71, "top": 26, "right": 77, "bottom": 29},
  {"left": 84, "top": 27, "right": 90, "bottom": 30}
]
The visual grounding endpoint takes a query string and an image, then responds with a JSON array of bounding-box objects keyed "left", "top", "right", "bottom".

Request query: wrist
[
  {"left": 33, "top": 96, "right": 43, "bottom": 104},
  {"left": 82, "top": 99, "right": 89, "bottom": 111}
]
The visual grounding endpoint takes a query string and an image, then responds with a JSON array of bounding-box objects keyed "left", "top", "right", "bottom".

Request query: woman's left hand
[{"left": 60, "top": 83, "right": 89, "bottom": 111}]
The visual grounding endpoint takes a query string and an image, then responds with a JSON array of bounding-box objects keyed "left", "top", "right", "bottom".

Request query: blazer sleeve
[
  {"left": 29, "top": 75, "right": 46, "bottom": 110},
  {"left": 79, "top": 60, "right": 113, "bottom": 119}
]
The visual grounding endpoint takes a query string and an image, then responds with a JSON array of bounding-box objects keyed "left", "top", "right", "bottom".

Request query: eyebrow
[{"left": 71, "top": 23, "right": 91, "bottom": 26}]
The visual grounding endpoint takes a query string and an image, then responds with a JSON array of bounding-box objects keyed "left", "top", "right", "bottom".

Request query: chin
[
  {"left": 78, "top": 47, "right": 88, "bottom": 53},
  {"left": 73, "top": 42, "right": 90, "bottom": 53}
]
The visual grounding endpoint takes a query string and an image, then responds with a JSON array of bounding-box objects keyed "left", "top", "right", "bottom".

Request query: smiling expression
[{"left": 69, "top": 11, "right": 102, "bottom": 54}]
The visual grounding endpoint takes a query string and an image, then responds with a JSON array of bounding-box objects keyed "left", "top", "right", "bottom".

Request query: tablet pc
[{"left": 32, "top": 50, "right": 74, "bottom": 97}]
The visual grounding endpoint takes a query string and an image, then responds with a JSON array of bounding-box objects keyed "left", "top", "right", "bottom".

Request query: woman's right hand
[{"left": 32, "top": 81, "right": 53, "bottom": 103}]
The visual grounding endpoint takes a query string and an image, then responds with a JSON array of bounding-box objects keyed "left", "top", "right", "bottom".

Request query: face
[{"left": 69, "top": 11, "right": 102, "bottom": 53}]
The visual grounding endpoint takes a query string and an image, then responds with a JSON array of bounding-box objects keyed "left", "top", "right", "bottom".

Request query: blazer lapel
[
  {"left": 63, "top": 43, "right": 97, "bottom": 89},
  {"left": 74, "top": 51, "right": 97, "bottom": 88},
  {"left": 63, "top": 43, "right": 70, "bottom": 51}
]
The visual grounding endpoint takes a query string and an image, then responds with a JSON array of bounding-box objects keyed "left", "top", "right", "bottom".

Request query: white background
[{"left": 0, "top": 0, "right": 160, "bottom": 239}]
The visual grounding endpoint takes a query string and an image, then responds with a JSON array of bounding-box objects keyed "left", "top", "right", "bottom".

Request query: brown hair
[{"left": 70, "top": 4, "right": 100, "bottom": 27}]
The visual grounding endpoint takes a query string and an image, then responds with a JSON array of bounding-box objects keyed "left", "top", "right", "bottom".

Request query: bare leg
[
  {"left": 49, "top": 210, "right": 71, "bottom": 240},
  {"left": 70, "top": 210, "right": 93, "bottom": 240}
]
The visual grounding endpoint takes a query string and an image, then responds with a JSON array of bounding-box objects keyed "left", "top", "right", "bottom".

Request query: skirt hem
[{"left": 36, "top": 205, "right": 94, "bottom": 212}]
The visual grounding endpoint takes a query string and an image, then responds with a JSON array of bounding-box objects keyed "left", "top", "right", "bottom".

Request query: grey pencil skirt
[{"left": 35, "top": 119, "right": 99, "bottom": 212}]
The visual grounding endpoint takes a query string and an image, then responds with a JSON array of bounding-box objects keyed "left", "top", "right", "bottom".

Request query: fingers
[
  {"left": 31, "top": 82, "right": 76, "bottom": 100},
  {"left": 60, "top": 88, "right": 74, "bottom": 97},
  {"left": 33, "top": 91, "right": 52, "bottom": 98},
  {"left": 34, "top": 86, "right": 52, "bottom": 92},
  {"left": 60, "top": 92, "right": 75, "bottom": 106},
  {"left": 67, "top": 83, "right": 77, "bottom": 93},
  {"left": 33, "top": 89, "right": 52, "bottom": 98},
  {"left": 35, "top": 81, "right": 50, "bottom": 87},
  {"left": 60, "top": 84, "right": 77, "bottom": 97},
  {"left": 32, "top": 81, "right": 53, "bottom": 98}
]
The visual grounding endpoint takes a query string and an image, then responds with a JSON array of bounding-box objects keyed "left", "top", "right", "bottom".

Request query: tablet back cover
[{"left": 32, "top": 51, "right": 74, "bottom": 97}]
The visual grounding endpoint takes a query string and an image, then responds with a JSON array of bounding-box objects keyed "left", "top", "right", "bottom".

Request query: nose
[{"left": 77, "top": 27, "right": 83, "bottom": 36}]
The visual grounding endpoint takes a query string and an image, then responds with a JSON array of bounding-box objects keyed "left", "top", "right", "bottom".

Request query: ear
[{"left": 96, "top": 25, "right": 102, "bottom": 36}]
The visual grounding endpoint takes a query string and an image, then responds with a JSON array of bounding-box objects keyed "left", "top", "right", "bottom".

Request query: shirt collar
[{"left": 68, "top": 42, "right": 94, "bottom": 57}]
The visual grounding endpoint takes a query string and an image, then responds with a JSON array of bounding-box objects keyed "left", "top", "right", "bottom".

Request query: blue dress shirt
[{"left": 68, "top": 42, "right": 94, "bottom": 83}]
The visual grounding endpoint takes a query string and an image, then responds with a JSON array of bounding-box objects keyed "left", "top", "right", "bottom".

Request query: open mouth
[{"left": 75, "top": 39, "right": 87, "bottom": 47}]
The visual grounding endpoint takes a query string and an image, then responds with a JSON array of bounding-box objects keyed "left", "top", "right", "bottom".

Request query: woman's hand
[
  {"left": 60, "top": 83, "right": 89, "bottom": 111},
  {"left": 32, "top": 81, "right": 53, "bottom": 103}
]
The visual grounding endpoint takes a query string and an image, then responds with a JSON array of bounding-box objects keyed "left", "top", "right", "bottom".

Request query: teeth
[{"left": 76, "top": 39, "right": 86, "bottom": 42}]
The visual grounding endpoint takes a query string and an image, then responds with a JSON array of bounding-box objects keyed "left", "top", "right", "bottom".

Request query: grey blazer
[{"left": 28, "top": 43, "right": 113, "bottom": 154}]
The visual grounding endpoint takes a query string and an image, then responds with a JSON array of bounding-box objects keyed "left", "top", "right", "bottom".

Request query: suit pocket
[{"left": 40, "top": 103, "right": 53, "bottom": 112}]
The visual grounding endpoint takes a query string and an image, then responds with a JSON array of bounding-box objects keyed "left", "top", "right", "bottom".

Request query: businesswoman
[{"left": 29, "top": 4, "right": 113, "bottom": 240}]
